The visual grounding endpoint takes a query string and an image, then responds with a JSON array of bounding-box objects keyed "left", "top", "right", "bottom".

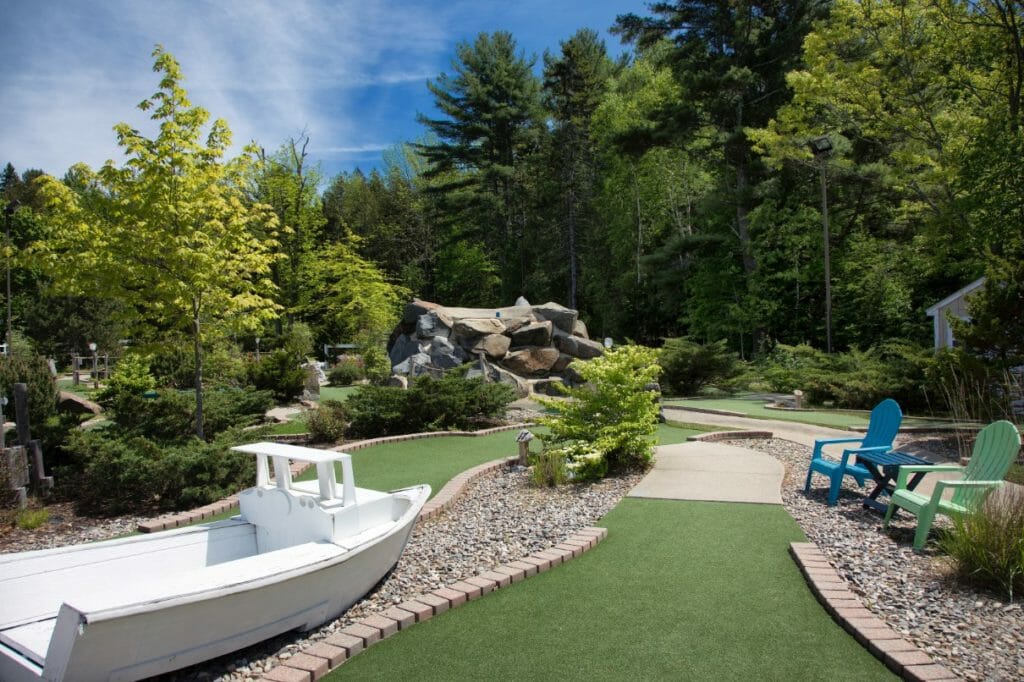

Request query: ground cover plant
[{"left": 325, "top": 499, "right": 894, "bottom": 681}]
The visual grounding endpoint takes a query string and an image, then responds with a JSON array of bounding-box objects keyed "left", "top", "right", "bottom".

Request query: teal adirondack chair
[
  {"left": 803, "top": 398, "right": 903, "bottom": 506},
  {"left": 883, "top": 419, "right": 1021, "bottom": 550}
]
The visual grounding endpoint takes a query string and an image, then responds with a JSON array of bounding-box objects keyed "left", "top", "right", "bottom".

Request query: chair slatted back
[
  {"left": 953, "top": 420, "right": 1022, "bottom": 509},
  {"left": 860, "top": 398, "right": 903, "bottom": 451}
]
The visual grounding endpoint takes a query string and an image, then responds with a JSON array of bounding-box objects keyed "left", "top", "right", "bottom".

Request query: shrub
[
  {"left": 0, "top": 354, "right": 57, "bottom": 431},
  {"left": 113, "top": 387, "right": 273, "bottom": 442},
  {"left": 308, "top": 400, "right": 350, "bottom": 443},
  {"left": 530, "top": 449, "right": 568, "bottom": 487},
  {"left": 56, "top": 427, "right": 258, "bottom": 515},
  {"left": 97, "top": 352, "right": 156, "bottom": 416},
  {"left": 940, "top": 485, "right": 1024, "bottom": 601},
  {"left": 149, "top": 338, "right": 247, "bottom": 389},
  {"left": 248, "top": 349, "right": 306, "bottom": 403},
  {"left": 537, "top": 345, "right": 662, "bottom": 475},
  {"left": 328, "top": 358, "right": 365, "bottom": 386},
  {"left": 361, "top": 344, "right": 392, "bottom": 385},
  {"left": 345, "top": 373, "right": 515, "bottom": 438},
  {"left": 659, "top": 337, "right": 740, "bottom": 396}
]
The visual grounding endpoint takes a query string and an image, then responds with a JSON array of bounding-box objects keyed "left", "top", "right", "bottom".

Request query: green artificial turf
[
  {"left": 327, "top": 499, "right": 894, "bottom": 681},
  {"left": 265, "top": 416, "right": 310, "bottom": 435},
  {"left": 318, "top": 386, "right": 358, "bottom": 402}
]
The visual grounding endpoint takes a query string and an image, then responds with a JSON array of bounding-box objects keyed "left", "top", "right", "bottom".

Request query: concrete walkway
[
  {"left": 654, "top": 406, "right": 960, "bottom": 502},
  {"left": 629, "top": 441, "right": 785, "bottom": 504}
]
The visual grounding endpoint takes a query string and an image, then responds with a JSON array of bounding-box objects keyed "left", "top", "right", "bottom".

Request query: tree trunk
[{"left": 192, "top": 299, "right": 205, "bottom": 440}]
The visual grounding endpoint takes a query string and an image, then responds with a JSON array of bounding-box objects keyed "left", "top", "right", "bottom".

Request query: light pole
[
  {"left": 4, "top": 199, "right": 19, "bottom": 356},
  {"left": 89, "top": 342, "right": 98, "bottom": 390},
  {"left": 807, "top": 136, "right": 833, "bottom": 354}
]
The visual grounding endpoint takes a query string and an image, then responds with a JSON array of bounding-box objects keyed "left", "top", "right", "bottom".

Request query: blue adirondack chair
[
  {"left": 883, "top": 419, "right": 1021, "bottom": 550},
  {"left": 803, "top": 398, "right": 903, "bottom": 506}
]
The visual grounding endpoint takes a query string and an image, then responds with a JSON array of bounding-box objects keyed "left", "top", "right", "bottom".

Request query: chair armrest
[
  {"left": 812, "top": 437, "right": 864, "bottom": 459},
  {"left": 931, "top": 479, "right": 1003, "bottom": 503},
  {"left": 894, "top": 464, "right": 963, "bottom": 489},
  {"left": 845, "top": 445, "right": 891, "bottom": 455}
]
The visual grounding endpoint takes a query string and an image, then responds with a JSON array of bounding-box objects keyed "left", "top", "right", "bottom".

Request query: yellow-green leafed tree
[{"left": 35, "top": 46, "right": 279, "bottom": 439}]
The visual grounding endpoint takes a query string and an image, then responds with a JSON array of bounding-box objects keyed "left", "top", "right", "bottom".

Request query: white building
[{"left": 925, "top": 277, "right": 986, "bottom": 350}]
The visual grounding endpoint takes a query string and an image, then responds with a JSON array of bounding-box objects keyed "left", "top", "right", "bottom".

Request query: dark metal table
[{"left": 853, "top": 450, "right": 933, "bottom": 514}]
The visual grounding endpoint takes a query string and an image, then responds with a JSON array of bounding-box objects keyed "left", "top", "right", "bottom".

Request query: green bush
[
  {"left": 113, "top": 387, "right": 273, "bottom": 442},
  {"left": 97, "top": 352, "right": 156, "bottom": 415},
  {"left": 248, "top": 350, "right": 306, "bottom": 403},
  {"left": 149, "top": 339, "right": 247, "bottom": 389},
  {"left": 345, "top": 385, "right": 410, "bottom": 437},
  {"left": 658, "top": 337, "right": 741, "bottom": 396},
  {"left": 537, "top": 345, "right": 662, "bottom": 474},
  {"left": 940, "top": 485, "right": 1024, "bottom": 601},
  {"left": 328, "top": 358, "right": 365, "bottom": 386},
  {"left": 15, "top": 507, "right": 49, "bottom": 530},
  {"left": 361, "top": 344, "right": 392, "bottom": 385},
  {"left": 308, "top": 400, "right": 350, "bottom": 443},
  {"left": 345, "top": 373, "right": 515, "bottom": 438},
  {"left": 57, "top": 427, "right": 257, "bottom": 515},
  {"left": 0, "top": 354, "right": 57, "bottom": 431}
]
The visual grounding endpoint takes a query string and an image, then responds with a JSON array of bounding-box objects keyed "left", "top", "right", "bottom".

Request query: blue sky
[{"left": 0, "top": 0, "right": 648, "bottom": 180}]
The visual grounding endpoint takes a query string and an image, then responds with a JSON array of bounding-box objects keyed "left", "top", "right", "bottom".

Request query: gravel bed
[
  {"left": 2, "top": 468, "right": 638, "bottom": 681},
  {"left": 721, "top": 437, "right": 1024, "bottom": 682}
]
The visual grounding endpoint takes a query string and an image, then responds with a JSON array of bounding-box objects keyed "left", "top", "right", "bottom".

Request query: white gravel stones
[{"left": 722, "top": 436, "right": 1024, "bottom": 682}]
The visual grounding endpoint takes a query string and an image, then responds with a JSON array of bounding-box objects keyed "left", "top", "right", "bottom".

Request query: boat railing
[{"left": 231, "top": 442, "right": 356, "bottom": 506}]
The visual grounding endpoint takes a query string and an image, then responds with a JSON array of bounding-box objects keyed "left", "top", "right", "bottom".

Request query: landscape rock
[
  {"left": 510, "top": 320, "right": 553, "bottom": 348},
  {"left": 502, "top": 347, "right": 560, "bottom": 376},
  {"left": 553, "top": 332, "right": 604, "bottom": 360},
  {"left": 515, "top": 295, "right": 531, "bottom": 307},
  {"left": 453, "top": 317, "right": 505, "bottom": 337},
  {"left": 572, "top": 319, "right": 589, "bottom": 339},
  {"left": 531, "top": 302, "right": 578, "bottom": 334},
  {"left": 388, "top": 334, "right": 422, "bottom": 366},
  {"left": 57, "top": 391, "right": 102, "bottom": 416},
  {"left": 416, "top": 312, "right": 451, "bottom": 339},
  {"left": 471, "top": 333, "right": 511, "bottom": 360},
  {"left": 426, "top": 336, "right": 466, "bottom": 369},
  {"left": 401, "top": 299, "right": 441, "bottom": 325},
  {"left": 386, "top": 375, "right": 409, "bottom": 389},
  {"left": 551, "top": 352, "right": 575, "bottom": 373},
  {"left": 392, "top": 352, "right": 431, "bottom": 376}
]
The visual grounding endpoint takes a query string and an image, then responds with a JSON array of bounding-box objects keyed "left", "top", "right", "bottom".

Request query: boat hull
[{"left": 0, "top": 484, "right": 429, "bottom": 681}]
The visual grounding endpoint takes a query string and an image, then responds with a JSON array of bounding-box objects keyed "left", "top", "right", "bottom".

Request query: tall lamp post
[
  {"left": 4, "top": 199, "right": 19, "bottom": 356},
  {"left": 807, "top": 136, "right": 833, "bottom": 354}
]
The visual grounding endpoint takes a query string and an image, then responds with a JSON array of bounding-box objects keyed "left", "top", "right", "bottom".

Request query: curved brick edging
[
  {"left": 687, "top": 430, "right": 773, "bottom": 442},
  {"left": 137, "top": 423, "right": 533, "bottom": 533},
  {"left": 257, "top": 526, "right": 609, "bottom": 682},
  {"left": 790, "top": 542, "right": 958, "bottom": 681}
]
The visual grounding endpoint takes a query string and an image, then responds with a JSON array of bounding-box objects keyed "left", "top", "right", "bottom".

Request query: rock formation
[{"left": 387, "top": 298, "right": 603, "bottom": 396}]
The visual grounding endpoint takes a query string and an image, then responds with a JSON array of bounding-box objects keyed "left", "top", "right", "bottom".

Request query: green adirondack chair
[{"left": 883, "top": 420, "right": 1021, "bottom": 550}]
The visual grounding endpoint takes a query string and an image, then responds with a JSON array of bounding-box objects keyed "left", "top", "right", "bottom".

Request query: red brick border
[
  {"left": 137, "top": 423, "right": 531, "bottom": 533},
  {"left": 257, "top": 526, "right": 608, "bottom": 681},
  {"left": 789, "top": 542, "right": 959, "bottom": 681}
]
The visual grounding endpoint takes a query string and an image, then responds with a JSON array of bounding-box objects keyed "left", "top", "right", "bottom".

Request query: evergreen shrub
[
  {"left": 328, "top": 358, "right": 364, "bottom": 386},
  {"left": 114, "top": 387, "right": 273, "bottom": 442},
  {"left": 248, "top": 349, "right": 306, "bottom": 403},
  {"left": 0, "top": 354, "right": 57, "bottom": 430},
  {"left": 658, "top": 337, "right": 740, "bottom": 396}
]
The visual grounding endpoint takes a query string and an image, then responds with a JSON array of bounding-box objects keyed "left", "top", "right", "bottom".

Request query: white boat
[{"left": 0, "top": 442, "right": 430, "bottom": 681}]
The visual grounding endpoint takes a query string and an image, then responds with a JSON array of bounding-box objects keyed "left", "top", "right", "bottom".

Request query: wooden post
[
  {"left": 13, "top": 382, "right": 30, "bottom": 447},
  {"left": 72, "top": 356, "right": 80, "bottom": 385}
]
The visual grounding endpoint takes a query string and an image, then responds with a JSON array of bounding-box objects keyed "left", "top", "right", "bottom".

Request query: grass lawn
[
  {"left": 319, "top": 386, "right": 358, "bottom": 402},
  {"left": 326, "top": 498, "right": 893, "bottom": 681},
  {"left": 665, "top": 395, "right": 946, "bottom": 430},
  {"left": 266, "top": 416, "right": 310, "bottom": 435}
]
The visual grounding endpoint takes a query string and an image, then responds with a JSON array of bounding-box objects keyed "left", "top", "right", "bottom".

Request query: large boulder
[
  {"left": 572, "top": 319, "right": 589, "bottom": 339},
  {"left": 510, "top": 320, "right": 553, "bottom": 348},
  {"left": 427, "top": 336, "right": 466, "bottom": 369},
  {"left": 471, "top": 333, "right": 511, "bottom": 360},
  {"left": 392, "top": 352, "right": 431, "bottom": 376},
  {"left": 416, "top": 311, "right": 452, "bottom": 339},
  {"left": 453, "top": 317, "right": 506, "bottom": 337},
  {"left": 532, "top": 302, "right": 578, "bottom": 335},
  {"left": 402, "top": 299, "right": 442, "bottom": 325},
  {"left": 554, "top": 332, "right": 604, "bottom": 360},
  {"left": 388, "top": 334, "right": 422, "bottom": 366},
  {"left": 502, "top": 347, "right": 560, "bottom": 376},
  {"left": 466, "top": 354, "right": 529, "bottom": 398},
  {"left": 58, "top": 391, "right": 102, "bottom": 416}
]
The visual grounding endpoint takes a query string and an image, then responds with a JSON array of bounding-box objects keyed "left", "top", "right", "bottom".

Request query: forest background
[{"left": 3, "top": 0, "right": 1023, "bottom": 369}]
